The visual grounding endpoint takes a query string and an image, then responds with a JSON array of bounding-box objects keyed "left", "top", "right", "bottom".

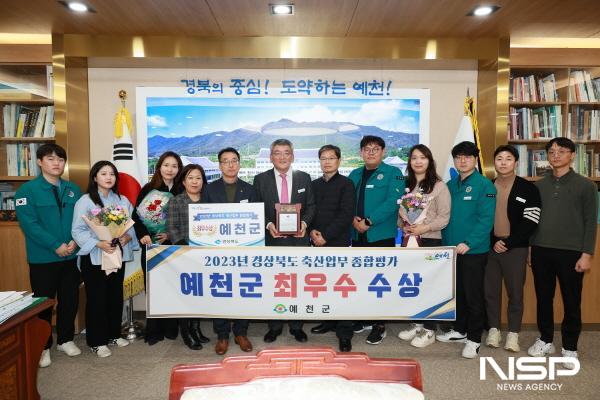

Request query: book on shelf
[
  {"left": 573, "top": 144, "right": 594, "bottom": 177},
  {"left": 569, "top": 70, "right": 600, "bottom": 102},
  {"left": 509, "top": 105, "right": 561, "bottom": 140},
  {"left": 568, "top": 107, "right": 600, "bottom": 141},
  {"left": 2, "top": 104, "right": 55, "bottom": 138},
  {"left": 5, "top": 143, "right": 41, "bottom": 177},
  {"left": 510, "top": 73, "right": 557, "bottom": 102},
  {"left": 514, "top": 145, "right": 553, "bottom": 177}
]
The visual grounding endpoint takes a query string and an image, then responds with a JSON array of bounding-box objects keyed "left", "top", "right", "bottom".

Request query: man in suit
[
  {"left": 253, "top": 138, "right": 316, "bottom": 343},
  {"left": 309, "top": 144, "right": 356, "bottom": 352},
  {"left": 203, "top": 147, "right": 255, "bottom": 355}
]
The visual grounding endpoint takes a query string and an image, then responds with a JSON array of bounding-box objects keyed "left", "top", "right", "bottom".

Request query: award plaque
[{"left": 275, "top": 203, "right": 302, "bottom": 235}]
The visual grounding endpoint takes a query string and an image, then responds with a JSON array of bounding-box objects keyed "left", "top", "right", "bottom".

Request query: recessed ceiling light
[
  {"left": 468, "top": 5, "right": 500, "bottom": 16},
  {"left": 58, "top": 1, "right": 96, "bottom": 13},
  {"left": 68, "top": 2, "right": 88, "bottom": 12},
  {"left": 270, "top": 4, "right": 294, "bottom": 15}
]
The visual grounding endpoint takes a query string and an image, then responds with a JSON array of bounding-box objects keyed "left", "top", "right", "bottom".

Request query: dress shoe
[
  {"left": 311, "top": 323, "right": 335, "bottom": 334},
  {"left": 263, "top": 329, "right": 282, "bottom": 343},
  {"left": 189, "top": 320, "right": 210, "bottom": 344},
  {"left": 235, "top": 335, "right": 253, "bottom": 352},
  {"left": 215, "top": 339, "right": 229, "bottom": 355},
  {"left": 339, "top": 338, "right": 352, "bottom": 352},
  {"left": 145, "top": 335, "right": 163, "bottom": 346},
  {"left": 290, "top": 329, "right": 308, "bottom": 343}
]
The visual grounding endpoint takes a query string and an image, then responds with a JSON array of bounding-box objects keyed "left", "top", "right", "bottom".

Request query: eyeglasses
[
  {"left": 547, "top": 150, "right": 572, "bottom": 157},
  {"left": 219, "top": 159, "right": 240, "bottom": 165},
  {"left": 362, "top": 147, "right": 382, "bottom": 154},
  {"left": 453, "top": 155, "right": 475, "bottom": 161},
  {"left": 319, "top": 157, "right": 338, "bottom": 162}
]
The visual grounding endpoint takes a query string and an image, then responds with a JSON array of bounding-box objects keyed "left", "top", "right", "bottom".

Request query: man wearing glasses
[
  {"left": 437, "top": 141, "right": 496, "bottom": 359},
  {"left": 527, "top": 138, "right": 597, "bottom": 370},
  {"left": 203, "top": 147, "right": 255, "bottom": 355},
  {"left": 253, "top": 139, "right": 316, "bottom": 343},
  {"left": 309, "top": 144, "right": 356, "bottom": 351},
  {"left": 348, "top": 135, "right": 405, "bottom": 345}
]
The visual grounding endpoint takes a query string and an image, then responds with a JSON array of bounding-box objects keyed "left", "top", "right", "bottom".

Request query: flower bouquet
[
  {"left": 82, "top": 205, "right": 135, "bottom": 274},
  {"left": 135, "top": 189, "right": 173, "bottom": 242},
  {"left": 398, "top": 189, "right": 431, "bottom": 248}
]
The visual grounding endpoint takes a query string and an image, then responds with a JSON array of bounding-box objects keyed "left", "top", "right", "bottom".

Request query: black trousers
[
  {"left": 531, "top": 246, "right": 584, "bottom": 351},
  {"left": 141, "top": 245, "right": 179, "bottom": 340},
  {"left": 29, "top": 258, "right": 80, "bottom": 349},
  {"left": 80, "top": 255, "right": 125, "bottom": 347},
  {"left": 311, "top": 321, "right": 355, "bottom": 340},
  {"left": 352, "top": 237, "right": 396, "bottom": 328},
  {"left": 213, "top": 319, "right": 250, "bottom": 339},
  {"left": 454, "top": 253, "right": 488, "bottom": 343}
]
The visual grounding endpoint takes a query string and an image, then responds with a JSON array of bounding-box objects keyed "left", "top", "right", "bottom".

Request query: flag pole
[{"left": 114, "top": 90, "right": 144, "bottom": 340}]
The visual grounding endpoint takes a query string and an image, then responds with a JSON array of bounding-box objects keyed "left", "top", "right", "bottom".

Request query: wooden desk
[{"left": 0, "top": 299, "right": 54, "bottom": 400}]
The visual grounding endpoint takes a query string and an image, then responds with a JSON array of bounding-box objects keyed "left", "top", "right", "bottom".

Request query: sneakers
[
  {"left": 108, "top": 338, "right": 130, "bottom": 347},
  {"left": 90, "top": 345, "right": 112, "bottom": 358},
  {"left": 486, "top": 328, "right": 501, "bottom": 348},
  {"left": 398, "top": 323, "right": 422, "bottom": 341},
  {"left": 410, "top": 328, "right": 435, "bottom": 348},
  {"left": 462, "top": 340, "right": 481, "bottom": 359},
  {"left": 353, "top": 323, "right": 373, "bottom": 334},
  {"left": 504, "top": 332, "right": 520, "bottom": 352},
  {"left": 561, "top": 348, "right": 579, "bottom": 370},
  {"left": 366, "top": 325, "right": 386, "bottom": 345},
  {"left": 436, "top": 329, "right": 467, "bottom": 343},
  {"left": 527, "top": 338, "right": 555, "bottom": 357},
  {"left": 57, "top": 341, "right": 81, "bottom": 356},
  {"left": 39, "top": 349, "right": 51, "bottom": 368}
]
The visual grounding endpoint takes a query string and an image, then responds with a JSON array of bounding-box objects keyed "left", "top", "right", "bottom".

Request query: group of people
[{"left": 14, "top": 133, "right": 596, "bottom": 369}]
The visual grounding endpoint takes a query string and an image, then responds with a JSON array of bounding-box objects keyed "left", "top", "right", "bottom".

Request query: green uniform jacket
[
  {"left": 442, "top": 170, "right": 496, "bottom": 255},
  {"left": 348, "top": 162, "right": 405, "bottom": 243},
  {"left": 15, "top": 175, "right": 81, "bottom": 264}
]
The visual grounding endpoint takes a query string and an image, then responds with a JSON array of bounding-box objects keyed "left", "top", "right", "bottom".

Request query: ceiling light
[
  {"left": 468, "top": 5, "right": 500, "bottom": 16},
  {"left": 58, "top": 1, "right": 96, "bottom": 13},
  {"left": 270, "top": 4, "right": 294, "bottom": 15},
  {"left": 68, "top": 2, "right": 88, "bottom": 12}
]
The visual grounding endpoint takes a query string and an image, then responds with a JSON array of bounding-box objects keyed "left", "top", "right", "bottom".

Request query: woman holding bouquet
[
  {"left": 72, "top": 161, "right": 139, "bottom": 357},
  {"left": 397, "top": 144, "right": 451, "bottom": 348},
  {"left": 132, "top": 151, "right": 183, "bottom": 345},
  {"left": 167, "top": 163, "right": 210, "bottom": 350}
]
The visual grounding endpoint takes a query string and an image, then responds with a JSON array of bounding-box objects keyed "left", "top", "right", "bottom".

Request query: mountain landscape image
[{"left": 144, "top": 96, "right": 424, "bottom": 174}]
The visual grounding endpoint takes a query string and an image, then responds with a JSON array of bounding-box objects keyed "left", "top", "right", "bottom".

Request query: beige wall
[{"left": 88, "top": 67, "right": 477, "bottom": 176}]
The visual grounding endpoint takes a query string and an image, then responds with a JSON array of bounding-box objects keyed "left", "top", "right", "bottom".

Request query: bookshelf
[
  {"left": 509, "top": 66, "right": 600, "bottom": 180},
  {"left": 0, "top": 63, "right": 55, "bottom": 221}
]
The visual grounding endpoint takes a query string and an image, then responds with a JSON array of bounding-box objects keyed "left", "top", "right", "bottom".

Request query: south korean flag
[{"left": 16, "top": 198, "right": 27, "bottom": 206}]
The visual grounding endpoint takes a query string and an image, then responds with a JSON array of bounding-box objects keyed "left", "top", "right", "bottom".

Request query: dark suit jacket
[
  {"left": 202, "top": 177, "right": 255, "bottom": 204},
  {"left": 253, "top": 168, "right": 316, "bottom": 246}
]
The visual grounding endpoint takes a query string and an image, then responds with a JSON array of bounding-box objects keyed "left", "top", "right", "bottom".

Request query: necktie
[{"left": 280, "top": 173, "right": 289, "bottom": 203}]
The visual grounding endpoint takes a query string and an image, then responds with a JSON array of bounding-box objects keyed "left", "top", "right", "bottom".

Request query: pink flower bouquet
[{"left": 398, "top": 189, "right": 431, "bottom": 248}]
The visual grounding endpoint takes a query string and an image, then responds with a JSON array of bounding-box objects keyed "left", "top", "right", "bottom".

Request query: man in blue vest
[
  {"left": 348, "top": 135, "right": 405, "bottom": 345},
  {"left": 15, "top": 144, "right": 82, "bottom": 368},
  {"left": 437, "top": 141, "right": 496, "bottom": 359}
]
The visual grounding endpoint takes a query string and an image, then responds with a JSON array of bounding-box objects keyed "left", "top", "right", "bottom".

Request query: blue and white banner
[
  {"left": 146, "top": 245, "right": 456, "bottom": 320},
  {"left": 188, "top": 203, "right": 265, "bottom": 246}
]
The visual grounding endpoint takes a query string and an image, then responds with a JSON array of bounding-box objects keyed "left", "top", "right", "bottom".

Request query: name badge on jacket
[
  {"left": 463, "top": 196, "right": 472, "bottom": 200},
  {"left": 297, "top": 188, "right": 305, "bottom": 193}
]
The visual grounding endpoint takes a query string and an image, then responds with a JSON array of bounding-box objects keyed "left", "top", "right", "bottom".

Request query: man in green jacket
[
  {"left": 15, "top": 144, "right": 82, "bottom": 368},
  {"left": 348, "top": 135, "right": 405, "bottom": 345},
  {"left": 437, "top": 141, "right": 496, "bottom": 359}
]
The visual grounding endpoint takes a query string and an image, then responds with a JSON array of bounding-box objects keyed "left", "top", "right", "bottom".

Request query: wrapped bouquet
[
  {"left": 82, "top": 205, "right": 135, "bottom": 274},
  {"left": 398, "top": 189, "right": 431, "bottom": 248},
  {"left": 135, "top": 189, "right": 173, "bottom": 241}
]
